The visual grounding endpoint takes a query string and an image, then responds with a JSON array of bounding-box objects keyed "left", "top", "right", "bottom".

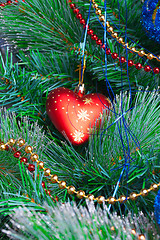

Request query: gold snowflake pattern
[
  {"left": 77, "top": 109, "right": 90, "bottom": 121},
  {"left": 72, "top": 130, "right": 84, "bottom": 143},
  {"left": 83, "top": 98, "right": 93, "bottom": 105}
]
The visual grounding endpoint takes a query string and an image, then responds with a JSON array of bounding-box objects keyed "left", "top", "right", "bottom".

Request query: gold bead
[
  {"left": 17, "top": 138, "right": 25, "bottom": 147},
  {"left": 150, "top": 183, "right": 159, "bottom": 191},
  {"left": 156, "top": 55, "right": 160, "bottom": 62},
  {"left": 129, "top": 192, "right": 138, "bottom": 201},
  {"left": 99, "top": 15, "right": 105, "bottom": 22},
  {"left": 147, "top": 53, "right": 153, "bottom": 60},
  {"left": 50, "top": 174, "right": 58, "bottom": 183},
  {"left": 108, "top": 196, "right": 116, "bottom": 204},
  {"left": 59, "top": 181, "right": 67, "bottom": 189},
  {"left": 131, "top": 229, "right": 136, "bottom": 235},
  {"left": 97, "top": 196, "right": 105, "bottom": 204},
  {"left": 138, "top": 234, "right": 145, "bottom": 240},
  {"left": 138, "top": 50, "right": 145, "bottom": 57},
  {"left": 25, "top": 145, "right": 33, "bottom": 153},
  {"left": 30, "top": 153, "right": 39, "bottom": 162},
  {"left": 107, "top": 26, "right": 114, "bottom": 32},
  {"left": 8, "top": 138, "right": 16, "bottom": 146},
  {"left": 0, "top": 144, "right": 6, "bottom": 151},
  {"left": 140, "top": 188, "right": 148, "bottom": 197},
  {"left": 119, "top": 195, "right": 127, "bottom": 203},
  {"left": 112, "top": 32, "right": 118, "bottom": 38},
  {"left": 95, "top": 9, "right": 101, "bottom": 15},
  {"left": 87, "top": 194, "right": 95, "bottom": 201},
  {"left": 118, "top": 37, "right": 124, "bottom": 43},
  {"left": 44, "top": 168, "right": 51, "bottom": 176},
  {"left": 67, "top": 186, "right": 76, "bottom": 194},
  {"left": 130, "top": 47, "right": 136, "bottom": 52},
  {"left": 110, "top": 226, "right": 115, "bottom": 231},
  {"left": 77, "top": 190, "right": 85, "bottom": 199},
  {"left": 106, "top": 21, "right": 110, "bottom": 27},
  {"left": 92, "top": 3, "right": 98, "bottom": 8},
  {"left": 38, "top": 161, "right": 44, "bottom": 169}
]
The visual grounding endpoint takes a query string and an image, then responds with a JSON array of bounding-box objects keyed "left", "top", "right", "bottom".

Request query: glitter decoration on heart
[{"left": 46, "top": 87, "right": 110, "bottom": 145}]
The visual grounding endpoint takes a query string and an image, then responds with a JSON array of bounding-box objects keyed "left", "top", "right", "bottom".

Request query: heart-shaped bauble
[{"left": 46, "top": 87, "right": 110, "bottom": 145}]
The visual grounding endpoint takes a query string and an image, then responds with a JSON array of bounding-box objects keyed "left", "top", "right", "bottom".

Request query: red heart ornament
[{"left": 46, "top": 87, "right": 110, "bottom": 145}]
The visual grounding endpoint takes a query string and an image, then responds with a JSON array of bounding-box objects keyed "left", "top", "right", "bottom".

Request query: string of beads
[
  {"left": 68, "top": 0, "right": 160, "bottom": 75},
  {"left": 91, "top": 0, "right": 160, "bottom": 63},
  {"left": 0, "top": 138, "right": 159, "bottom": 205}
]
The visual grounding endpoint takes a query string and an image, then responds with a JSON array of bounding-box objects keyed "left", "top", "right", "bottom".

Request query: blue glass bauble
[
  {"left": 141, "top": 0, "right": 160, "bottom": 43},
  {"left": 154, "top": 189, "right": 160, "bottom": 226}
]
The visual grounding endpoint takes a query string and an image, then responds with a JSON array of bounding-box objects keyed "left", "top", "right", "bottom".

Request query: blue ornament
[
  {"left": 154, "top": 189, "right": 160, "bottom": 225},
  {"left": 141, "top": 0, "right": 160, "bottom": 43}
]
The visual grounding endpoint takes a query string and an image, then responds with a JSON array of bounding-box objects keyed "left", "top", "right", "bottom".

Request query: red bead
[
  {"left": 128, "top": 60, "right": 134, "bottom": 66},
  {"left": 14, "top": 151, "right": 21, "bottom": 158},
  {"left": 73, "top": 8, "right": 79, "bottom": 14},
  {"left": 91, "top": 34, "right": 98, "bottom": 41},
  {"left": 80, "top": 19, "right": 85, "bottom": 25},
  {"left": 96, "top": 39, "right": 102, "bottom": 45},
  {"left": 69, "top": 3, "right": 75, "bottom": 9},
  {"left": 28, "top": 164, "right": 35, "bottom": 172},
  {"left": 144, "top": 65, "right": 151, "bottom": 72},
  {"left": 7, "top": 0, "right": 12, "bottom": 4},
  {"left": 76, "top": 13, "right": 82, "bottom": 20},
  {"left": 101, "top": 44, "right": 105, "bottom": 49},
  {"left": 0, "top": 3, "right": 5, "bottom": 6},
  {"left": 42, "top": 181, "right": 45, "bottom": 188},
  {"left": 106, "top": 48, "right": 111, "bottom": 55},
  {"left": 12, "top": 147, "right": 17, "bottom": 152},
  {"left": 20, "top": 157, "right": 28, "bottom": 163},
  {"left": 45, "top": 189, "right": 51, "bottom": 196},
  {"left": 119, "top": 57, "right": 126, "bottom": 63},
  {"left": 87, "top": 29, "right": 93, "bottom": 35},
  {"left": 83, "top": 24, "right": 89, "bottom": 29},
  {"left": 135, "top": 63, "right": 142, "bottom": 70},
  {"left": 153, "top": 67, "right": 160, "bottom": 74},
  {"left": 111, "top": 52, "right": 118, "bottom": 59},
  {"left": 5, "top": 145, "right": 9, "bottom": 151}
]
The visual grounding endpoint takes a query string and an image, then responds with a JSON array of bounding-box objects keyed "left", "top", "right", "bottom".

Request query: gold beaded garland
[
  {"left": 147, "top": 53, "right": 153, "bottom": 60},
  {"left": 8, "top": 138, "right": 16, "bottom": 146},
  {"left": 131, "top": 229, "right": 136, "bottom": 235},
  {"left": 59, "top": 181, "right": 67, "bottom": 189},
  {"left": 77, "top": 190, "right": 85, "bottom": 199},
  {"left": 140, "top": 188, "right": 148, "bottom": 197},
  {"left": 25, "top": 145, "right": 33, "bottom": 153},
  {"left": 2, "top": 137, "right": 160, "bottom": 205},
  {"left": 150, "top": 183, "right": 159, "bottom": 191},
  {"left": 30, "top": 153, "right": 39, "bottom": 161},
  {"left": 138, "top": 50, "right": 145, "bottom": 57},
  {"left": 108, "top": 196, "right": 116, "bottom": 205},
  {"left": 0, "top": 144, "right": 6, "bottom": 151},
  {"left": 50, "top": 174, "right": 58, "bottom": 183},
  {"left": 38, "top": 161, "right": 44, "bottom": 169},
  {"left": 44, "top": 168, "right": 51, "bottom": 176},
  {"left": 17, "top": 138, "right": 25, "bottom": 147},
  {"left": 87, "top": 194, "right": 95, "bottom": 201},
  {"left": 119, "top": 195, "right": 127, "bottom": 203},
  {"left": 97, "top": 196, "right": 105, "bottom": 204},
  {"left": 138, "top": 234, "right": 145, "bottom": 240},
  {"left": 91, "top": 0, "right": 159, "bottom": 62},
  {"left": 67, "top": 186, "right": 76, "bottom": 194},
  {"left": 129, "top": 192, "right": 138, "bottom": 201}
]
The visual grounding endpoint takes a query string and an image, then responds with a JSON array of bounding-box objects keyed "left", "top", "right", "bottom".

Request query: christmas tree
[{"left": 0, "top": 0, "right": 160, "bottom": 239}]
